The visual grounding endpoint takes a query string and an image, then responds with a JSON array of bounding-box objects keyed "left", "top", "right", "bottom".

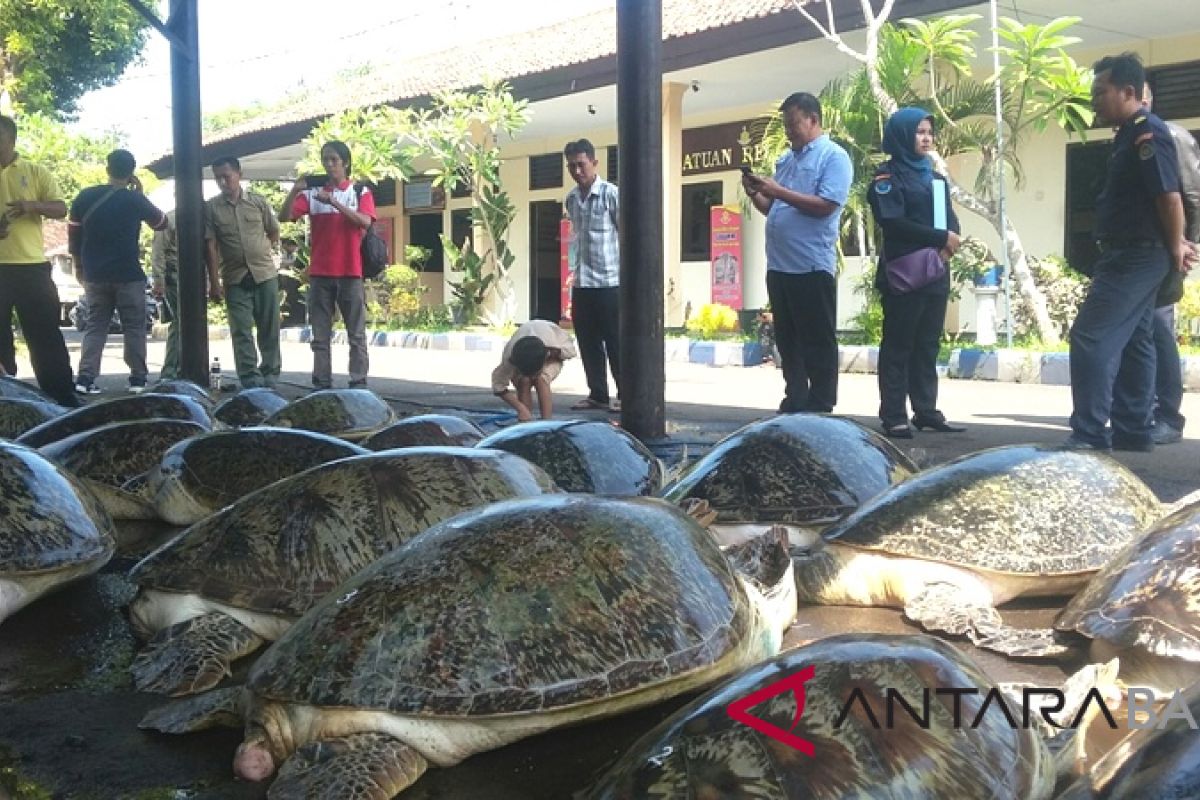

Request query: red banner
[
  {"left": 710, "top": 205, "right": 743, "bottom": 309},
  {"left": 560, "top": 216, "right": 573, "bottom": 325}
]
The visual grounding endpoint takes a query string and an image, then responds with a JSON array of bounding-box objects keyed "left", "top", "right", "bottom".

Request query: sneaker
[
  {"left": 1060, "top": 434, "right": 1110, "bottom": 451},
  {"left": 128, "top": 383, "right": 146, "bottom": 394},
  {"left": 1151, "top": 421, "right": 1183, "bottom": 445},
  {"left": 74, "top": 382, "right": 101, "bottom": 395},
  {"left": 55, "top": 394, "right": 83, "bottom": 409},
  {"left": 1111, "top": 434, "right": 1155, "bottom": 453}
]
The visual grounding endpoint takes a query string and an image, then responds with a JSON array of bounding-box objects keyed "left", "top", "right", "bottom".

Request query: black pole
[
  {"left": 616, "top": 0, "right": 664, "bottom": 440},
  {"left": 167, "top": 0, "right": 208, "bottom": 387}
]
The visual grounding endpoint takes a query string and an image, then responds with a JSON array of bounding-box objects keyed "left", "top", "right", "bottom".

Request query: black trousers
[
  {"left": 878, "top": 289, "right": 948, "bottom": 428},
  {"left": 766, "top": 270, "right": 838, "bottom": 412},
  {"left": 572, "top": 286, "right": 620, "bottom": 403},
  {"left": 0, "top": 263, "right": 76, "bottom": 403}
]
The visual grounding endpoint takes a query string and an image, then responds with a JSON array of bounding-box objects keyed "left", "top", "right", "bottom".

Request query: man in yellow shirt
[{"left": 0, "top": 115, "right": 80, "bottom": 407}]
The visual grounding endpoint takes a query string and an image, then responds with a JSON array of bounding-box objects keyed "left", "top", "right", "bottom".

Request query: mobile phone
[
  {"left": 304, "top": 174, "right": 330, "bottom": 189},
  {"left": 739, "top": 166, "right": 754, "bottom": 176}
]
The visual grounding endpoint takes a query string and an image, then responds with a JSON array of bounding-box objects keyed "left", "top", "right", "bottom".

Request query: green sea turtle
[
  {"left": 0, "top": 397, "right": 65, "bottom": 439},
  {"left": 16, "top": 393, "right": 211, "bottom": 448},
  {"left": 362, "top": 414, "right": 484, "bottom": 451},
  {"left": 263, "top": 389, "right": 394, "bottom": 441},
  {"left": 196, "top": 495, "right": 794, "bottom": 797},
  {"left": 1056, "top": 682, "right": 1200, "bottom": 799},
  {"left": 128, "top": 447, "right": 559, "bottom": 696},
  {"left": 212, "top": 388, "right": 290, "bottom": 428},
  {"left": 477, "top": 419, "right": 663, "bottom": 495},
  {"left": 147, "top": 427, "right": 369, "bottom": 525},
  {"left": 588, "top": 633, "right": 1056, "bottom": 800},
  {"left": 147, "top": 379, "right": 215, "bottom": 410},
  {"left": 0, "top": 441, "right": 116, "bottom": 625},
  {"left": 791, "top": 445, "right": 1162, "bottom": 657},
  {"left": 661, "top": 413, "right": 918, "bottom": 546},
  {"left": 1055, "top": 498, "right": 1200, "bottom": 696},
  {"left": 38, "top": 419, "right": 209, "bottom": 520},
  {"left": 0, "top": 375, "right": 55, "bottom": 404}
]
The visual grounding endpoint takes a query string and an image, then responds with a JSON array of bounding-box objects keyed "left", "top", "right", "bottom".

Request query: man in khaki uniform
[{"left": 204, "top": 156, "right": 281, "bottom": 388}]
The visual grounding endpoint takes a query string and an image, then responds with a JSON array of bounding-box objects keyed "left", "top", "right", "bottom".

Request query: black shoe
[
  {"left": 1061, "top": 434, "right": 1111, "bottom": 452},
  {"left": 1111, "top": 435, "right": 1154, "bottom": 453},
  {"left": 912, "top": 416, "right": 966, "bottom": 433},
  {"left": 882, "top": 423, "right": 913, "bottom": 439},
  {"left": 55, "top": 393, "right": 83, "bottom": 408}
]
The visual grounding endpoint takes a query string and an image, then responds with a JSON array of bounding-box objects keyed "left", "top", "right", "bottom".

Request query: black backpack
[{"left": 353, "top": 184, "right": 388, "bottom": 280}]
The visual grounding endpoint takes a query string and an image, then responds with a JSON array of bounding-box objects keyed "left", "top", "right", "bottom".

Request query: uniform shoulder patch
[
  {"left": 1139, "top": 142, "right": 1155, "bottom": 160},
  {"left": 874, "top": 178, "right": 893, "bottom": 194}
]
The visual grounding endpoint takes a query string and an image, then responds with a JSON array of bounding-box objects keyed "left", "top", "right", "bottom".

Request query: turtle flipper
[
  {"left": 132, "top": 612, "right": 265, "bottom": 696},
  {"left": 903, "top": 585, "right": 1073, "bottom": 658},
  {"left": 268, "top": 733, "right": 428, "bottom": 800},
  {"left": 138, "top": 686, "right": 246, "bottom": 733},
  {"left": 85, "top": 480, "right": 157, "bottom": 520}
]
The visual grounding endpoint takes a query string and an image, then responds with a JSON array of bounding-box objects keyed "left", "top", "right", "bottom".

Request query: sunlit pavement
[{"left": 48, "top": 330, "right": 1200, "bottom": 502}]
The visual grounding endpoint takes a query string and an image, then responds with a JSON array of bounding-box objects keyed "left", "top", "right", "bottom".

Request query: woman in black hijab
[{"left": 867, "top": 107, "right": 965, "bottom": 439}]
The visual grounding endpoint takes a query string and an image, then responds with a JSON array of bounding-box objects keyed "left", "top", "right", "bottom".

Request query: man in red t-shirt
[{"left": 280, "top": 140, "right": 376, "bottom": 389}]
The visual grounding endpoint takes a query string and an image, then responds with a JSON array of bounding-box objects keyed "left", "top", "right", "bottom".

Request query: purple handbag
[{"left": 884, "top": 247, "right": 947, "bottom": 294}]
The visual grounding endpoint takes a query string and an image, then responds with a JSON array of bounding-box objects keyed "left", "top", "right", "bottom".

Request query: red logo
[{"left": 726, "top": 665, "right": 816, "bottom": 755}]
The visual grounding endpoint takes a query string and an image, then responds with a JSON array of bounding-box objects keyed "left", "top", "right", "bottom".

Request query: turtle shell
[
  {"left": 263, "top": 389, "right": 394, "bottom": 440},
  {"left": 38, "top": 419, "right": 209, "bottom": 489},
  {"left": 1055, "top": 500, "right": 1200, "bottom": 660},
  {"left": 17, "top": 394, "right": 211, "bottom": 448},
  {"left": 362, "top": 414, "right": 484, "bottom": 451},
  {"left": 248, "top": 495, "right": 752, "bottom": 716},
  {"left": 477, "top": 420, "right": 662, "bottom": 495},
  {"left": 822, "top": 445, "right": 1161, "bottom": 576},
  {"left": 212, "top": 388, "right": 289, "bottom": 428},
  {"left": 0, "top": 398, "right": 65, "bottom": 439},
  {"left": 148, "top": 427, "right": 369, "bottom": 525},
  {"left": 1056, "top": 682, "right": 1200, "bottom": 799},
  {"left": 146, "top": 379, "right": 214, "bottom": 411},
  {"left": 661, "top": 414, "right": 917, "bottom": 525},
  {"left": 589, "top": 633, "right": 1053, "bottom": 800},
  {"left": 130, "top": 447, "right": 559, "bottom": 616},
  {"left": 0, "top": 376, "right": 54, "bottom": 404},
  {"left": 0, "top": 443, "right": 116, "bottom": 609}
]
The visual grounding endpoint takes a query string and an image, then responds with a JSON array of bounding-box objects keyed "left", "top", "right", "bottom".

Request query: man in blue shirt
[
  {"left": 1065, "top": 54, "right": 1187, "bottom": 451},
  {"left": 68, "top": 149, "right": 167, "bottom": 394},
  {"left": 743, "top": 92, "right": 852, "bottom": 413}
]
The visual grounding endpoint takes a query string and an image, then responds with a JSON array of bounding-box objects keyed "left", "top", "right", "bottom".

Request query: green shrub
[
  {"left": 850, "top": 266, "right": 883, "bottom": 344},
  {"left": 366, "top": 264, "right": 427, "bottom": 329},
  {"left": 1010, "top": 254, "right": 1087, "bottom": 342},
  {"left": 686, "top": 303, "right": 739, "bottom": 340},
  {"left": 1177, "top": 280, "right": 1200, "bottom": 339}
]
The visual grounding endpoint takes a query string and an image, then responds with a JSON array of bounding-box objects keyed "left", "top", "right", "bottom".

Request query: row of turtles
[{"left": 1, "top": 375, "right": 1198, "bottom": 797}]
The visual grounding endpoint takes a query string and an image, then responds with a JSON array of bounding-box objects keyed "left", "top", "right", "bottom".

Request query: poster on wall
[
  {"left": 372, "top": 216, "right": 395, "bottom": 264},
  {"left": 710, "top": 205, "right": 743, "bottom": 309},
  {"left": 560, "top": 215, "right": 573, "bottom": 325}
]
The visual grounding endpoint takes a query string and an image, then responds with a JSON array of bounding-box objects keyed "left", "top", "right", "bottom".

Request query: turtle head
[
  {"left": 234, "top": 729, "right": 275, "bottom": 782},
  {"left": 726, "top": 525, "right": 799, "bottom": 649}
]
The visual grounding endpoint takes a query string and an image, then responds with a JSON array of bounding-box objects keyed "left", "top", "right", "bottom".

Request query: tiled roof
[
  {"left": 43, "top": 219, "right": 69, "bottom": 256},
  {"left": 203, "top": 0, "right": 797, "bottom": 145}
]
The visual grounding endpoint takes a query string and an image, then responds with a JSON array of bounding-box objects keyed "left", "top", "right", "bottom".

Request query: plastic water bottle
[{"left": 209, "top": 357, "right": 221, "bottom": 392}]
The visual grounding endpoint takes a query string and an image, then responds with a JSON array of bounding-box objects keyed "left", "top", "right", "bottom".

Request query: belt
[{"left": 1095, "top": 238, "right": 1163, "bottom": 253}]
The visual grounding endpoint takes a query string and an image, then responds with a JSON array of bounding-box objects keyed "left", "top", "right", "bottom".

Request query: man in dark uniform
[{"left": 1065, "top": 53, "right": 1187, "bottom": 451}]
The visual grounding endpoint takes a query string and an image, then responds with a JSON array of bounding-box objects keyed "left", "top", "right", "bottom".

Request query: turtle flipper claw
[
  {"left": 268, "top": 733, "right": 427, "bottom": 800},
  {"left": 132, "top": 612, "right": 264, "bottom": 696}
]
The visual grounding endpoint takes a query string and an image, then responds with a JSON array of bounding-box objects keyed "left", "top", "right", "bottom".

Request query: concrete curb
[{"left": 153, "top": 325, "right": 1199, "bottom": 390}]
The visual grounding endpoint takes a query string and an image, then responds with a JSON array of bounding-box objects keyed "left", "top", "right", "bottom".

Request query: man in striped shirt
[{"left": 564, "top": 138, "right": 621, "bottom": 412}]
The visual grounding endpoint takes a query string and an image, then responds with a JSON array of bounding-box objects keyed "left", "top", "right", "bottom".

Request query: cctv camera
[
  {"left": 587, "top": 104, "right": 596, "bottom": 115},
  {"left": 691, "top": 80, "right": 700, "bottom": 93}
]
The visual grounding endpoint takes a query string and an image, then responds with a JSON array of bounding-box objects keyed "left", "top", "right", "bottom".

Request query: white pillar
[{"left": 973, "top": 286, "right": 1000, "bottom": 346}]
